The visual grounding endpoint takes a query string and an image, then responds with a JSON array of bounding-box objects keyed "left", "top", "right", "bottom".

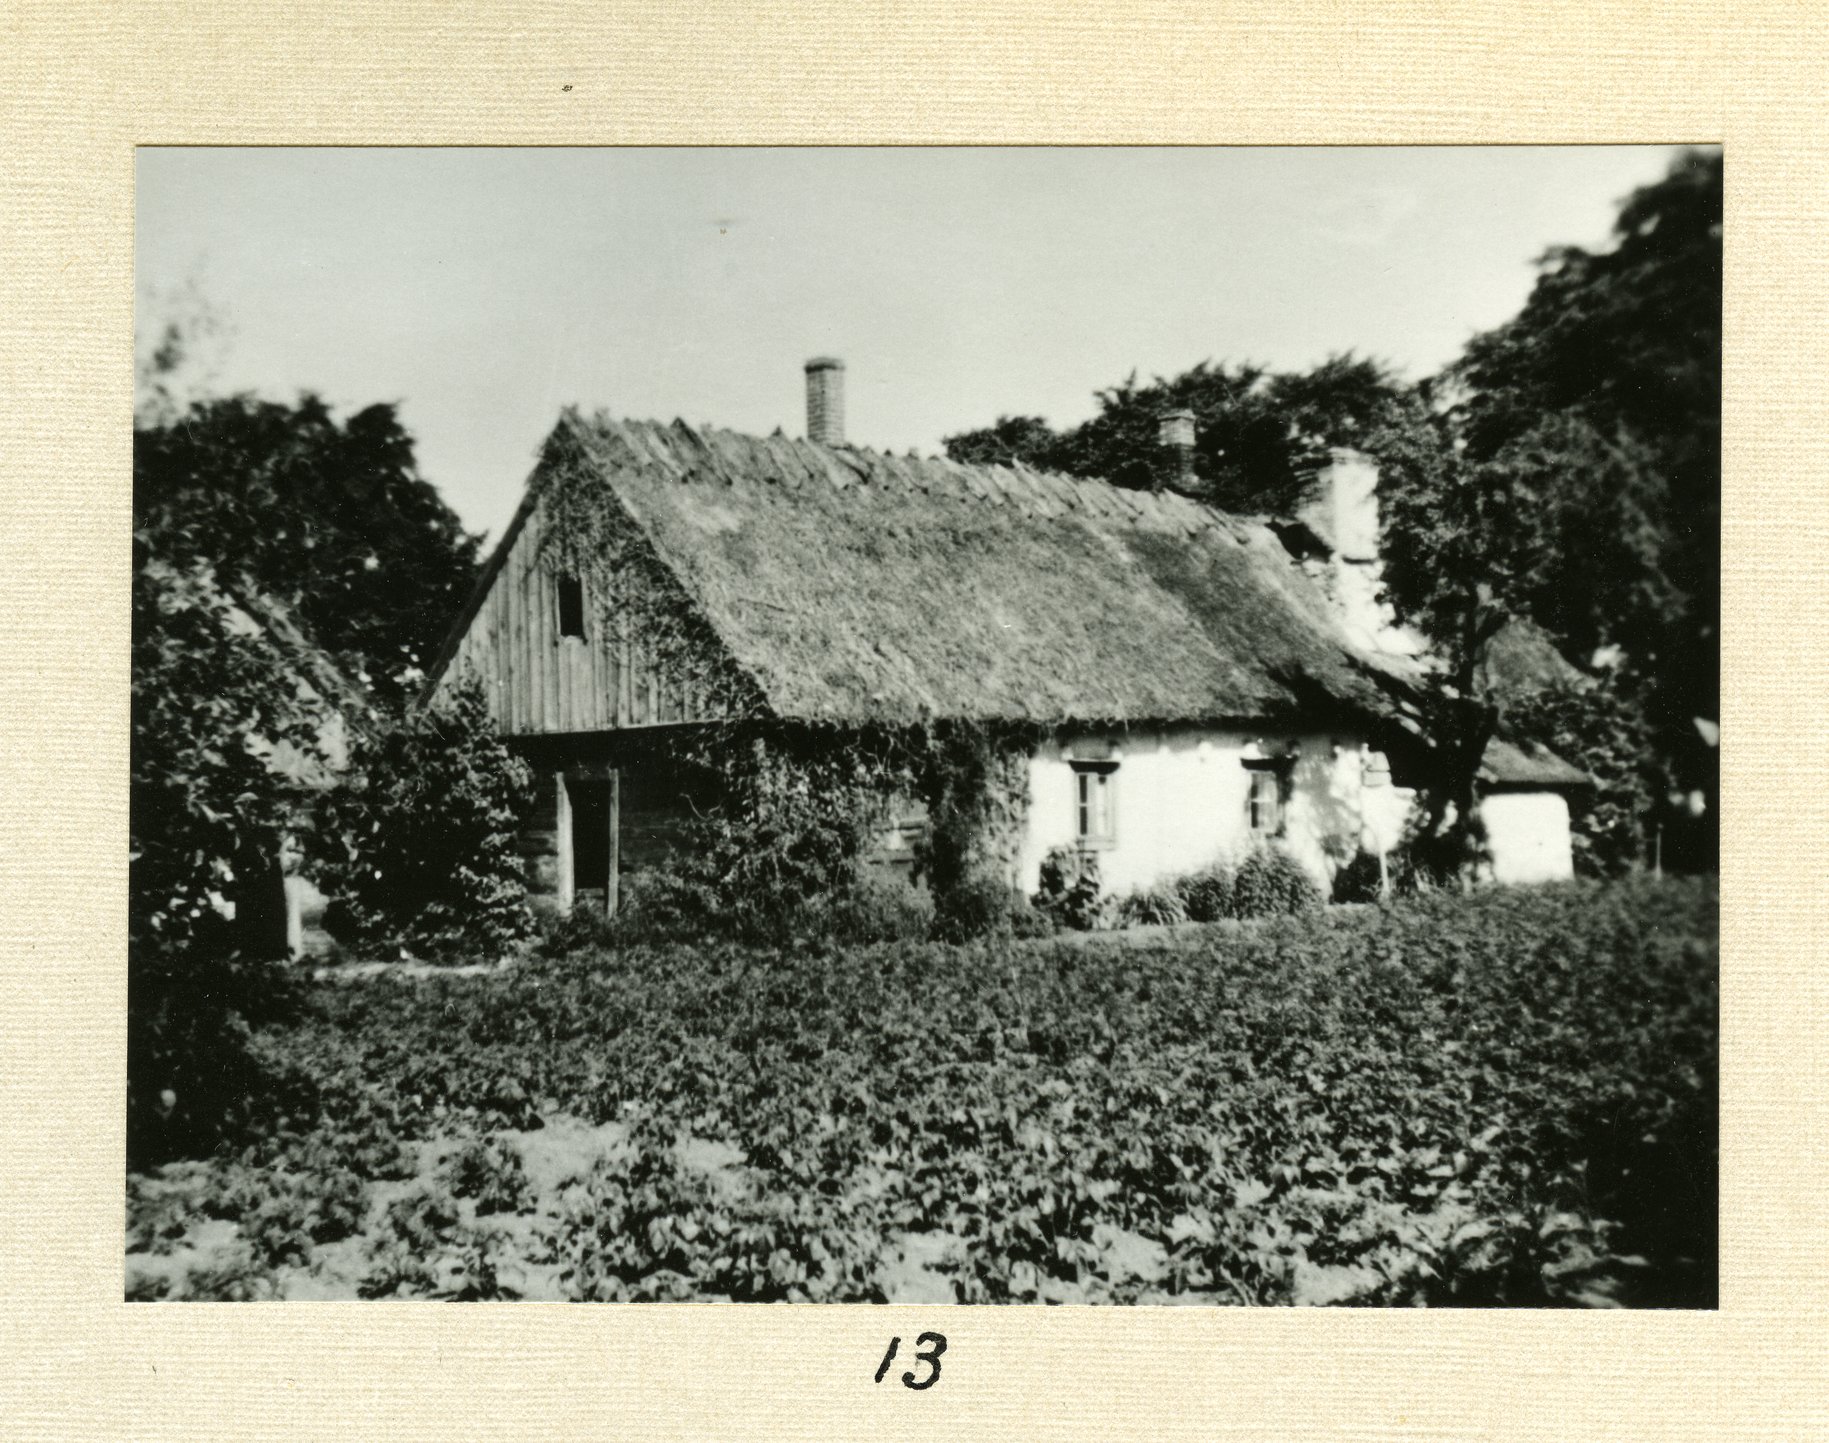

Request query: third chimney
[{"left": 805, "top": 356, "right": 846, "bottom": 447}]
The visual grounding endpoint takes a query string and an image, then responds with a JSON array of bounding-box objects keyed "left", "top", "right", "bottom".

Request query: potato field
[{"left": 127, "top": 877, "right": 1716, "bottom": 1306}]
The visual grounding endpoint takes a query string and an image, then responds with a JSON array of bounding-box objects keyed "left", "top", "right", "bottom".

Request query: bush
[
  {"left": 817, "top": 871, "right": 937, "bottom": 943},
  {"left": 609, "top": 868, "right": 723, "bottom": 942},
  {"left": 1331, "top": 850, "right": 1385, "bottom": 904},
  {"left": 534, "top": 897, "right": 625, "bottom": 956},
  {"left": 128, "top": 554, "right": 325, "bottom": 1166},
  {"left": 931, "top": 873, "right": 1041, "bottom": 943},
  {"left": 1229, "top": 846, "right": 1324, "bottom": 918},
  {"left": 319, "top": 677, "right": 537, "bottom": 961},
  {"left": 127, "top": 948, "right": 314, "bottom": 1167},
  {"left": 1175, "top": 863, "right": 1234, "bottom": 923},
  {"left": 1114, "top": 883, "right": 1189, "bottom": 928},
  {"left": 1032, "top": 846, "right": 1104, "bottom": 931}
]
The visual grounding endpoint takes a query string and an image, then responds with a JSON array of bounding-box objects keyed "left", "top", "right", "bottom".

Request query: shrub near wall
[
  {"left": 1228, "top": 846, "right": 1323, "bottom": 918},
  {"left": 318, "top": 679, "right": 537, "bottom": 961}
]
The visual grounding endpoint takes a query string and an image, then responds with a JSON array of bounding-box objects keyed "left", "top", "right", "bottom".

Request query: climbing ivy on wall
[
  {"left": 915, "top": 721, "right": 1036, "bottom": 933},
  {"left": 608, "top": 716, "right": 1039, "bottom": 943}
]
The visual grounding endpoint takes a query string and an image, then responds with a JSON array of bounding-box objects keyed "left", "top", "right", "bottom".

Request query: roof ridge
[{"left": 577, "top": 410, "right": 1249, "bottom": 533}]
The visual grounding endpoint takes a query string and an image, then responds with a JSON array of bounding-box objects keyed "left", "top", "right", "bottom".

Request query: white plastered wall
[
  {"left": 1479, "top": 791, "right": 1576, "bottom": 884},
  {"left": 1016, "top": 727, "right": 1415, "bottom": 897}
]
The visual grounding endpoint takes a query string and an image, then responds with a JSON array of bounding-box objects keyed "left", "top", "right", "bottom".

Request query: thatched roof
[
  {"left": 1477, "top": 616, "right": 1588, "bottom": 703},
  {"left": 151, "top": 558, "right": 369, "bottom": 787},
  {"left": 540, "top": 411, "right": 1419, "bottom": 730},
  {"left": 1480, "top": 738, "right": 1591, "bottom": 790}
]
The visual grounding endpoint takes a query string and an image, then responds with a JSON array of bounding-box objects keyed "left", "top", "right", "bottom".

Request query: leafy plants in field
[
  {"left": 133, "top": 876, "right": 1718, "bottom": 1306},
  {"left": 442, "top": 1135, "right": 534, "bottom": 1216}
]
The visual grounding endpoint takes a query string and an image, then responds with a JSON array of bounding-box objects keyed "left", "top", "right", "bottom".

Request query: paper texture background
[{"left": 0, "top": 2, "right": 1818, "bottom": 1437}]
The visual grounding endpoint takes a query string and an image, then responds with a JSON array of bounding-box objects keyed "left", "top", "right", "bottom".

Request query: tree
[
  {"left": 1447, "top": 148, "right": 1721, "bottom": 768},
  {"left": 135, "top": 278, "right": 234, "bottom": 429},
  {"left": 943, "top": 353, "right": 1411, "bottom": 518},
  {"left": 130, "top": 293, "right": 489, "bottom": 1153},
  {"left": 128, "top": 550, "right": 324, "bottom": 1163},
  {"left": 1505, "top": 676, "right": 1653, "bottom": 877},
  {"left": 135, "top": 394, "right": 482, "bottom": 707},
  {"left": 939, "top": 414, "right": 1057, "bottom": 469}
]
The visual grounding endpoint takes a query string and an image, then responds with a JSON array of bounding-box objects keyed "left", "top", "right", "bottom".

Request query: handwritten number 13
[{"left": 875, "top": 1332, "right": 946, "bottom": 1390}]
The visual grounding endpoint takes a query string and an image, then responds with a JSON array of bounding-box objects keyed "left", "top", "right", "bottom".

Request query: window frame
[
  {"left": 1243, "top": 758, "right": 1292, "bottom": 839},
  {"left": 1072, "top": 760, "right": 1119, "bottom": 850}
]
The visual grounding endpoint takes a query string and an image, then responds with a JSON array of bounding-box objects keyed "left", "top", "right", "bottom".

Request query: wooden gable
[{"left": 429, "top": 493, "right": 735, "bottom": 737}]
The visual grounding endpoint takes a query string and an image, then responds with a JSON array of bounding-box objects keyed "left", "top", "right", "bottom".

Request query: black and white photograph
[{"left": 126, "top": 145, "right": 1719, "bottom": 1306}]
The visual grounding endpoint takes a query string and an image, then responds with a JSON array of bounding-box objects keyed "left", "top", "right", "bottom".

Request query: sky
[{"left": 135, "top": 146, "right": 1689, "bottom": 543}]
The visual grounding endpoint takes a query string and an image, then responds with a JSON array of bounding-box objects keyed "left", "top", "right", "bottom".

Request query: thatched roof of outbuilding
[{"left": 538, "top": 410, "right": 1420, "bottom": 730}]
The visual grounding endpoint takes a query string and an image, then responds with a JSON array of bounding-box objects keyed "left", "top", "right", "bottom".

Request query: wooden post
[
  {"left": 606, "top": 769, "right": 621, "bottom": 917},
  {"left": 556, "top": 772, "right": 574, "bottom": 912}
]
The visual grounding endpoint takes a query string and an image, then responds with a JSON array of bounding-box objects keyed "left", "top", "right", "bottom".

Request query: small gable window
[
  {"left": 556, "top": 573, "right": 587, "bottom": 640},
  {"left": 1073, "top": 762, "right": 1118, "bottom": 848},
  {"left": 1244, "top": 759, "right": 1290, "bottom": 838}
]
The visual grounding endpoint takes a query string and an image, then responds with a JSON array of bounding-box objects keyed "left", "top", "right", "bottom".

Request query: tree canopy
[
  {"left": 944, "top": 353, "right": 1409, "bottom": 518},
  {"left": 1443, "top": 147, "right": 1721, "bottom": 743},
  {"left": 134, "top": 394, "right": 482, "bottom": 705}
]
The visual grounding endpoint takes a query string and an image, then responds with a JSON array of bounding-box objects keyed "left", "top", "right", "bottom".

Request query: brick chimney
[
  {"left": 1158, "top": 409, "right": 1196, "bottom": 490},
  {"left": 805, "top": 356, "right": 845, "bottom": 446}
]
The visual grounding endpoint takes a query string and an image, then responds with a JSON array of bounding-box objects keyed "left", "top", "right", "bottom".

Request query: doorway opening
[{"left": 567, "top": 775, "right": 617, "bottom": 915}]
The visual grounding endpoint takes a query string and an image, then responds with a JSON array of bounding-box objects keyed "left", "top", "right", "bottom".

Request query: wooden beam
[{"left": 607, "top": 768, "right": 621, "bottom": 918}]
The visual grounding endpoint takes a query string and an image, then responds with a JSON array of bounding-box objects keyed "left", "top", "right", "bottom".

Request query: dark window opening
[{"left": 557, "top": 573, "right": 587, "bottom": 639}]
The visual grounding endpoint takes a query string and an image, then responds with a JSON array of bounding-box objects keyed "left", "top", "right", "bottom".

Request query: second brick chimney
[
  {"left": 1158, "top": 409, "right": 1196, "bottom": 490},
  {"left": 805, "top": 356, "right": 845, "bottom": 447}
]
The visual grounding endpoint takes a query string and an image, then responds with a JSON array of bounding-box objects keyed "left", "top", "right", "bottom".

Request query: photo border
[{"left": 2, "top": 3, "right": 1816, "bottom": 1437}]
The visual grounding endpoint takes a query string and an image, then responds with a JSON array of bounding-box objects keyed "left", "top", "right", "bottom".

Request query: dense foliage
[
  {"left": 1032, "top": 846, "right": 1106, "bottom": 931},
  {"left": 130, "top": 878, "right": 1716, "bottom": 1305},
  {"left": 596, "top": 721, "right": 1039, "bottom": 946},
  {"left": 1448, "top": 149, "right": 1721, "bottom": 755},
  {"left": 1373, "top": 150, "right": 1719, "bottom": 866},
  {"left": 131, "top": 361, "right": 484, "bottom": 1159},
  {"left": 629, "top": 724, "right": 920, "bottom": 944},
  {"left": 128, "top": 550, "right": 324, "bottom": 1166},
  {"left": 1504, "top": 677, "right": 1655, "bottom": 877},
  {"left": 913, "top": 723, "right": 1036, "bottom": 939},
  {"left": 1227, "top": 846, "right": 1325, "bottom": 919},
  {"left": 944, "top": 353, "right": 1406, "bottom": 518},
  {"left": 135, "top": 392, "right": 482, "bottom": 706},
  {"left": 317, "top": 679, "right": 538, "bottom": 961}
]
